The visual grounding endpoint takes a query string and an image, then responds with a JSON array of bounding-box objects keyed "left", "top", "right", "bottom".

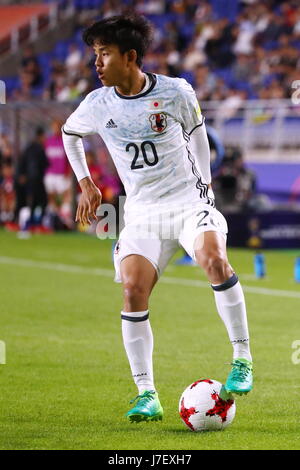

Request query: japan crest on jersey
[{"left": 149, "top": 112, "right": 167, "bottom": 133}]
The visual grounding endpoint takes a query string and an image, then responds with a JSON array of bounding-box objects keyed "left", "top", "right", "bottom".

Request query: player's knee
[
  {"left": 201, "top": 253, "right": 230, "bottom": 281},
  {"left": 123, "top": 281, "right": 149, "bottom": 305}
]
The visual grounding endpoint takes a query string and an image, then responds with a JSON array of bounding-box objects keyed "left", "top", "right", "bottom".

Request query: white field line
[{"left": 0, "top": 255, "right": 300, "bottom": 299}]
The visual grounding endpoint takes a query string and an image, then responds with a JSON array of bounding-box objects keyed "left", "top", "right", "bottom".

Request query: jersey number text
[
  {"left": 196, "top": 210, "right": 209, "bottom": 228},
  {"left": 126, "top": 141, "right": 159, "bottom": 170}
]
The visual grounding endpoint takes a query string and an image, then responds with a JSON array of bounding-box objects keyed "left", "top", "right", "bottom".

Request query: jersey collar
[{"left": 114, "top": 73, "right": 157, "bottom": 100}]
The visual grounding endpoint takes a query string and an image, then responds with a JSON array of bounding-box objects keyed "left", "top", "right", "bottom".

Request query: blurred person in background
[
  {"left": 43, "top": 55, "right": 94, "bottom": 102},
  {"left": 101, "top": 0, "right": 123, "bottom": 18},
  {"left": 13, "top": 158, "right": 28, "bottom": 231},
  {"left": 213, "top": 147, "right": 257, "bottom": 213},
  {"left": 134, "top": 0, "right": 166, "bottom": 15},
  {"left": 44, "top": 119, "right": 72, "bottom": 229},
  {"left": 12, "top": 71, "right": 35, "bottom": 102},
  {"left": 12, "top": 45, "right": 43, "bottom": 101},
  {"left": 194, "top": 63, "right": 218, "bottom": 101},
  {"left": 182, "top": 40, "right": 206, "bottom": 73},
  {"left": 18, "top": 126, "right": 49, "bottom": 232},
  {"left": 0, "top": 134, "right": 15, "bottom": 225},
  {"left": 218, "top": 89, "right": 248, "bottom": 119},
  {"left": 56, "top": 77, "right": 83, "bottom": 102},
  {"left": 20, "top": 45, "right": 42, "bottom": 88},
  {"left": 43, "top": 63, "right": 67, "bottom": 101},
  {"left": 0, "top": 158, "right": 15, "bottom": 225},
  {"left": 0, "top": 133, "right": 13, "bottom": 163},
  {"left": 65, "top": 43, "right": 82, "bottom": 78},
  {"left": 204, "top": 18, "right": 236, "bottom": 68}
]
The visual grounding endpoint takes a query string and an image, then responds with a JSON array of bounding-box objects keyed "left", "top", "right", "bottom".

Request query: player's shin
[
  {"left": 211, "top": 274, "right": 252, "bottom": 362},
  {"left": 121, "top": 310, "right": 155, "bottom": 394}
]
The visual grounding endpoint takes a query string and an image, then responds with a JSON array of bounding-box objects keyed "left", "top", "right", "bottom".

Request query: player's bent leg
[
  {"left": 194, "top": 231, "right": 233, "bottom": 285},
  {"left": 194, "top": 231, "right": 253, "bottom": 395},
  {"left": 120, "top": 255, "right": 163, "bottom": 422},
  {"left": 121, "top": 254, "right": 158, "bottom": 312}
]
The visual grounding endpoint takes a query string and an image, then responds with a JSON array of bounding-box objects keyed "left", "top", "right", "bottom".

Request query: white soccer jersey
[{"left": 63, "top": 73, "right": 212, "bottom": 212}]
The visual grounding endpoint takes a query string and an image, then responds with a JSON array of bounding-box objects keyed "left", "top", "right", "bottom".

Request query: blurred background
[{"left": 0, "top": 0, "right": 299, "bottom": 249}]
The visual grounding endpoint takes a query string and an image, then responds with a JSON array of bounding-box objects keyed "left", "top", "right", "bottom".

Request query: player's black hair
[{"left": 82, "top": 14, "right": 153, "bottom": 68}]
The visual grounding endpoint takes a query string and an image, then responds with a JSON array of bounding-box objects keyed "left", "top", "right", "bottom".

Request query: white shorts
[
  {"left": 113, "top": 202, "right": 228, "bottom": 283},
  {"left": 44, "top": 174, "right": 71, "bottom": 194}
]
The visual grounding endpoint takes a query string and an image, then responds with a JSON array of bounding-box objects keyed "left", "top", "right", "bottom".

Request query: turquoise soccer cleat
[
  {"left": 225, "top": 358, "right": 253, "bottom": 395},
  {"left": 126, "top": 390, "right": 163, "bottom": 423}
]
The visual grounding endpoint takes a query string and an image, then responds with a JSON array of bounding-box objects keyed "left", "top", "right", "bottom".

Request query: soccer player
[{"left": 62, "top": 14, "right": 253, "bottom": 423}]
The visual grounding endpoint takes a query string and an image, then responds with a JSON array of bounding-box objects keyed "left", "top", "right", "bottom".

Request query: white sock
[
  {"left": 212, "top": 274, "right": 252, "bottom": 362},
  {"left": 121, "top": 310, "right": 155, "bottom": 394}
]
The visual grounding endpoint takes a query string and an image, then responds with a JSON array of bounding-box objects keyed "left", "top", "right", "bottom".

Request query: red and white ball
[{"left": 179, "top": 379, "right": 236, "bottom": 432}]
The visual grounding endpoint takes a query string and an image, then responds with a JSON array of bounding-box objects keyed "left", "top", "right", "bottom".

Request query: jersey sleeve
[
  {"left": 63, "top": 91, "right": 97, "bottom": 137},
  {"left": 176, "top": 79, "right": 204, "bottom": 134}
]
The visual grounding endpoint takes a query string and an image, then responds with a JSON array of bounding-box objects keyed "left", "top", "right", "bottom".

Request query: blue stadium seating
[
  {"left": 4, "top": 0, "right": 295, "bottom": 100},
  {"left": 73, "top": 0, "right": 103, "bottom": 10},
  {"left": 209, "top": 0, "right": 239, "bottom": 22}
]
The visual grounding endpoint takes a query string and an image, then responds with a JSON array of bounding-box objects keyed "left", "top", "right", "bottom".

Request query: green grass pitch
[{"left": 0, "top": 229, "right": 300, "bottom": 450}]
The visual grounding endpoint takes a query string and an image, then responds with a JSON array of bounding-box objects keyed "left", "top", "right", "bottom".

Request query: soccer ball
[{"left": 179, "top": 379, "right": 236, "bottom": 432}]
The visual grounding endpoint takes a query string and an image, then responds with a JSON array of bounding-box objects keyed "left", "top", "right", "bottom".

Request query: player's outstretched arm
[
  {"left": 77, "top": 177, "right": 102, "bottom": 225},
  {"left": 188, "top": 122, "right": 212, "bottom": 185},
  {"left": 62, "top": 129, "right": 101, "bottom": 225}
]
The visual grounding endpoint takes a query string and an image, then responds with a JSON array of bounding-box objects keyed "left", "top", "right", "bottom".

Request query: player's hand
[{"left": 76, "top": 177, "right": 102, "bottom": 225}]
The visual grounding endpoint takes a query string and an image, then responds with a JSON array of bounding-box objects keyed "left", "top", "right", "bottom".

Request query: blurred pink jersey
[{"left": 45, "top": 135, "right": 67, "bottom": 175}]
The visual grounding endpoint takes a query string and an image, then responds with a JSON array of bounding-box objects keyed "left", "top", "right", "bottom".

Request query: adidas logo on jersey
[{"left": 105, "top": 119, "right": 118, "bottom": 128}]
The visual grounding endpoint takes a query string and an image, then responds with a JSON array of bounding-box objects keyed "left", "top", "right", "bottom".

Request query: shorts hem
[
  {"left": 189, "top": 227, "right": 227, "bottom": 261},
  {"left": 114, "top": 252, "right": 160, "bottom": 283}
]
